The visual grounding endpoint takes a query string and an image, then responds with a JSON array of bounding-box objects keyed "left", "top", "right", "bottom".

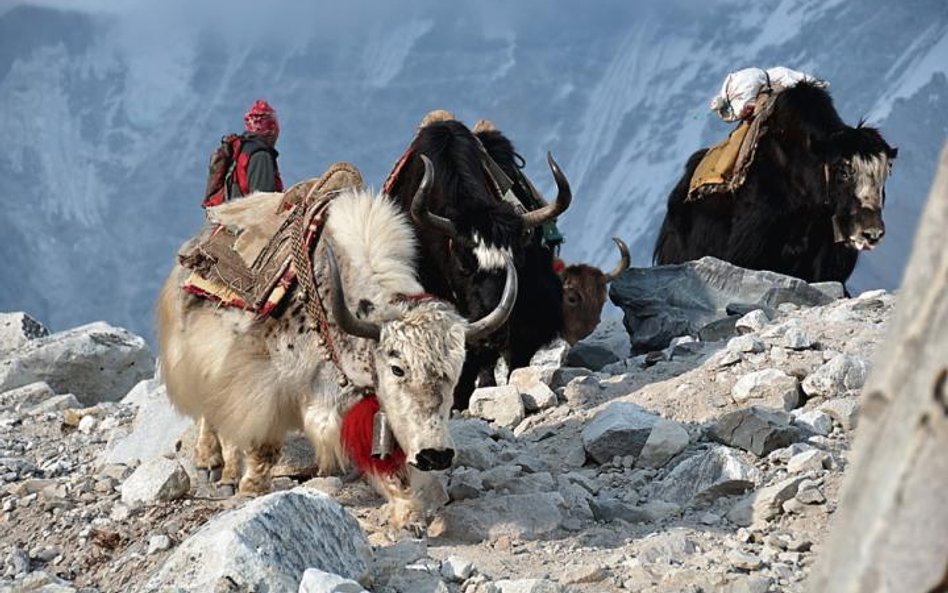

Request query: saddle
[
  {"left": 687, "top": 90, "right": 780, "bottom": 201},
  {"left": 178, "top": 162, "right": 364, "bottom": 317}
]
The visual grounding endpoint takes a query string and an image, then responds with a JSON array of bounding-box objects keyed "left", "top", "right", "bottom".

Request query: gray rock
[
  {"left": 707, "top": 348, "right": 743, "bottom": 369},
  {"left": 120, "top": 457, "right": 190, "bottom": 506},
  {"left": 801, "top": 354, "right": 870, "bottom": 398},
  {"left": 447, "top": 467, "right": 483, "bottom": 501},
  {"left": 0, "top": 312, "right": 49, "bottom": 357},
  {"left": 728, "top": 336, "right": 765, "bottom": 354},
  {"left": 810, "top": 282, "right": 846, "bottom": 300},
  {"left": 440, "top": 492, "right": 565, "bottom": 543},
  {"left": 0, "top": 322, "right": 154, "bottom": 405},
  {"left": 529, "top": 339, "right": 570, "bottom": 368},
  {"left": 1, "top": 571, "right": 75, "bottom": 593},
  {"left": 0, "top": 381, "right": 54, "bottom": 411},
  {"left": 787, "top": 449, "right": 831, "bottom": 473},
  {"left": 299, "top": 568, "right": 368, "bottom": 593},
  {"left": 651, "top": 446, "right": 760, "bottom": 505},
  {"left": 494, "top": 579, "right": 563, "bottom": 593},
  {"left": 581, "top": 402, "right": 659, "bottom": 464},
  {"left": 589, "top": 497, "right": 652, "bottom": 523},
  {"left": 698, "top": 316, "right": 739, "bottom": 343},
  {"left": 26, "top": 393, "right": 80, "bottom": 416},
  {"left": 784, "top": 325, "right": 814, "bottom": 350},
  {"left": 507, "top": 368, "right": 558, "bottom": 412},
  {"left": 795, "top": 480, "right": 825, "bottom": 504},
  {"left": 450, "top": 420, "right": 502, "bottom": 471},
  {"left": 373, "top": 539, "right": 427, "bottom": 581},
  {"left": 728, "top": 550, "right": 764, "bottom": 571},
  {"left": 792, "top": 409, "right": 834, "bottom": 435},
  {"left": 142, "top": 489, "right": 371, "bottom": 592},
  {"left": 636, "top": 418, "right": 690, "bottom": 468},
  {"left": 98, "top": 379, "right": 192, "bottom": 466},
  {"left": 550, "top": 367, "right": 592, "bottom": 390},
  {"left": 727, "top": 476, "right": 806, "bottom": 526},
  {"left": 725, "top": 575, "right": 773, "bottom": 593},
  {"left": 819, "top": 397, "right": 861, "bottom": 430},
  {"left": 735, "top": 309, "right": 770, "bottom": 335},
  {"left": 440, "top": 556, "right": 475, "bottom": 582},
  {"left": 610, "top": 257, "right": 834, "bottom": 352},
  {"left": 731, "top": 369, "right": 800, "bottom": 411},
  {"left": 565, "top": 343, "right": 619, "bottom": 371},
  {"left": 469, "top": 386, "right": 525, "bottom": 429},
  {"left": 637, "top": 528, "right": 701, "bottom": 564},
  {"left": 561, "top": 375, "right": 602, "bottom": 407},
  {"left": 710, "top": 407, "right": 801, "bottom": 457},
  {"left": 148, "top": 534, "right": 173, "bottom": 555}
]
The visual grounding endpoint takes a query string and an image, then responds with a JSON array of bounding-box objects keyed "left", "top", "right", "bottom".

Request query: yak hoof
[
  {"left": 238, "top": 476, "right": 271, "bottom": 497},
  {"left": 216, "top": 483, "right": 236, "bottom": 498},
  {"left": 208, "top": 467, "right": 223, "bottom": 483}
]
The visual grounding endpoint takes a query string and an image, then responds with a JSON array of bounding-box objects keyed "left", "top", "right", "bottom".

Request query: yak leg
[
  {"left": 366, "top": 470, "right": 426, "bottom": 535},
  {"left": 238, "top": 442, "right": 281, "bottom": 496},
  {"left": 220, "top": 439, "right": 242, "bottom": 486},
  {"left": 302, "top": 405, "right": 347, "bottom": 476},
  {"left": 194, "top": 417, "right": 223, "bottom": 470}
]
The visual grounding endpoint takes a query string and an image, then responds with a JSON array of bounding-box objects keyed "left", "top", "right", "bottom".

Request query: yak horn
[
  {"left": 604, "top": 237, "right": 631, "bottom": 281},
  {"left": 327, "top": 245, "right": 381, "bottom": 341},
  {"left": 465, "top": 254, "right": 518, "bottom": 342},
  {"left": 410, "top": 154, "right": 457, "bottom": 238},
  {"left": 522, "top": 152, "right": 572, "bottom": 229}
]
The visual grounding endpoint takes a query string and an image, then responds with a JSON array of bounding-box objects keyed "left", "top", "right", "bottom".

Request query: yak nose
[
  {"left": 414, "top": 448, "right": 455, "bottom": 471},
  {"left": 863, "top": 228, "right": 885, "bottom": 244}
]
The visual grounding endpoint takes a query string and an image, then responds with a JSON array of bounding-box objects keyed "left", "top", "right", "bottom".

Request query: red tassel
[
  {"left": 552, "top": 258, "right": 567, "bottom": 274},
  {"left": 341, "top": 396, "right": 406, "bottom": 476}
]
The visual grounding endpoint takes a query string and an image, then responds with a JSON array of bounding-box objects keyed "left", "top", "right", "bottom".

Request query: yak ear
[{"left": 888, "top": 145, "right": 899, "bottom": 159}]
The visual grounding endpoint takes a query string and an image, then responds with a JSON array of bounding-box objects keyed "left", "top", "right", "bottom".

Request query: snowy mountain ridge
[{"left": 0, "top": 1, "right": 946, "bottom": 340}]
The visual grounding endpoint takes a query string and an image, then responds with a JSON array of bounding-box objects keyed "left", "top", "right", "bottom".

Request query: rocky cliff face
[
  {"left": 0, "top": 264, "right": 898, "bottom": 591},
  {"left": 0, "top": 2, "right": 946, "bottom": 339}
]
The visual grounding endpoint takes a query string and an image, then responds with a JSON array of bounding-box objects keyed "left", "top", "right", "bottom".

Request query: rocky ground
[{"left": 0, "top": 260, "right": 896, "bottom": 593}]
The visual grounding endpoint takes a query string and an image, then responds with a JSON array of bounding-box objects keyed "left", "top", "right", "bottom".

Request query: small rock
[
  {"left": 530, "top": 339, "right": 570, "bottom": 368},
  {"left": 120, "top": 457, "right": 190, "bottom": 506},
  {"left": 787, "top": 450, "right": 831, "bottom": 474},
  {"left": 782, "top": 498, "right": 807, "bottom": 514},
  {"left": 708, "top": 348, "right": 743, "bottom": 368},
  {"left": 300, "top": 476, "right": 343, "bottom": 497},
  {"left": 793, "top": 409, "right": 833, "bottom": 435},
  {"left": 78, "top": 415, "right": 97, "bottom": 433},
  {"left": 447, "top": 467, "right": 483, "bottom": 502},
  {"left": 636, "top": 418, "right": 690, "bottom": 469},
  {"left": 725, "top": 575, "right": 773, "bottom": 593},
  {"left": 795, "top": 480, "right": 825, "bottom": 504},
  {"left": 27, "top": 394, "right": 81, "bottom": 416},
  {"left": 581, "top": 402, "right": 659, "bottom": 464},
  {"left": 148, "top": 534, "right": 172, "bottom": 555},
  {"left": 728, "top": 336, "right": 765, "bottom": 353},
  {"left": 440, "top": 556, "right": 475, "bottom": 582},
  {"left": 810, "top": 282, "right": 845, "bottom": 300},
  {"left": 0, "top": 381, "right": 55, "bottom": 411},
  {"left": 550, "top": 367, "right": 591, "bottom": 390},
  {"left": 735, "top": 310, "right": 770, "bottom": 334},
  {"left": 802, "top": 354, "right": 870, "bottom": 398},
  {"left": 783, "top": 326, "right": 813, "bottom": 350},
  {"left": 298, "top": 568, "right": 368, "bottom": 593},
  {"left": 710, "top": 407, "right": 800, "bottom": 457},
  {"left": 728, "top": 550, "right": 764, "bottom": 571},
  {"left": 9, "top": 545, "right": 29, "bottom": 575},
  {"left": 651, "top": 446, "right": 760, "bottom": 505},
  {"left": 727, "top": 476, "right": 806, "bottom": 526},
  {"left": 819, "top": 397, "right": 861, "bottom": 430},
  {"left": 589, "top": 497, "right": 652, "bottom": 523},
  {"left": 470, "top": 386, "right": 525, "bottom": 429},
  {"left": 562, "top": 564, "right": 606, "bottom": 584},
  {"left": 565, "top": 343, "right": 619, "bottom": 371},
  {"left": 508, "top": 368, "right": 558, "bottom": 412},
  {"left": 731, "top": 370, "right": 800, "bottom": 411},
  {"left": 494, "top": 579, "right": 563, "bottom": 593}
]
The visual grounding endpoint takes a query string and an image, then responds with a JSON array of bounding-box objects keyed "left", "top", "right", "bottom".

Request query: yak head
[
  {"left": 326, "top": 221, "right": 518, "bottom": 472},
  {"left": 819, "top": 126, "right": 897, "bottom": 251},
  {"left": 559, "top": 237, "right": 630, "bottom": 345}
]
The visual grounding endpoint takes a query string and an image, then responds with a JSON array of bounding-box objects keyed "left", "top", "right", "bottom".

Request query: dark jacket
[{"left": 227, "top": 134, "right": 282, "bottom": 199}]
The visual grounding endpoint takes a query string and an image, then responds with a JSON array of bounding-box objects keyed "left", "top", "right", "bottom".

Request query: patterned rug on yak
[{"left": 177, "top": 162, "right": 365, "bottom": 317}]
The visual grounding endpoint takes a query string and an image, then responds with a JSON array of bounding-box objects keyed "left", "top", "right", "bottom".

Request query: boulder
[
  {"left": 581, "top": 402, "right": 659, "bottom": 464},
  {"left": 710, "top": 407, "right": 800, "bottom": 456},
  {"left": 469, "top": 386, "right": 525, "bottom": 429},
  {"left": 731, "top": 369, "right": 800, "bottom": 411},
  {"left": 120, "top": 457, "right": 190, "bottom": 507},
  {"left": 0, "top": 312, "right": 49, "bottom": 357},
  {"left": 0, "top": 322, "right": 154, "bottom": 405},
  {"left": 802, "top": 354, "right": 870, "bottom": 398},
  {"left": 609, "top": 257, "right": 835, "bottom": 352},
  {"left": 299, "top": 568, "right": 368, "bottom": 593},
  {"left": 636, "top": 418, "right": 690, "bottom": 468},
  {"left": 651, "top": 446, "right": 761, "bottom": 505},
  {"left": 98, "top": 379, "right": 192, "bottom": 466},
  {"left": 141, "top": 489, "right": 371, "bottom": 592}
]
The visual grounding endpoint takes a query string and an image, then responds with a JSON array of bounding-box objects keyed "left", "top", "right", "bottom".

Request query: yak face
[
  {"left": 373, "top": 300, "right": 466, "bottom": 471},
  {"left": 823, "top": 128, "right": 897, "bottom": 251},
  {"left": 560, "top": 265, "right": 608, "bottom": 345}
]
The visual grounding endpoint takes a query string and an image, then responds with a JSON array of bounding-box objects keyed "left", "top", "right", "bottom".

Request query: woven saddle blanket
[
  {"left": 178, "top": 162, "right": 364, "bottom": 317},
  {"left": 687, "top": 90, "right": 781, "bottom": 202}
]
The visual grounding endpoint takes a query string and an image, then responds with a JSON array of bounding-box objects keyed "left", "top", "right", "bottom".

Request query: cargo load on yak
[
  {"left": 178, "top": 162, "right": 364, "bottom": 317},
  {"left": 689, "top": 67, "right": 828, "bottom": 201}
]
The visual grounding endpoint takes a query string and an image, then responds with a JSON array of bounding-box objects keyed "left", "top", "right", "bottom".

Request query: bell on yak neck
[{"left": 371, "top": 411, "right": 394, "bottom": 460}]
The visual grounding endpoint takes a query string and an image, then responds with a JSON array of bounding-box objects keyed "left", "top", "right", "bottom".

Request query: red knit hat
[{"left": 244, "top": 99, "right": 280, "bottom": 138}]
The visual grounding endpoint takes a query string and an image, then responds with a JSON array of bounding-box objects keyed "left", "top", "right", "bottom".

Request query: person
[
  {"left": 709, "top": 67, "right": 827, "bottom": 122},
  {"left": 227, "top": 99, "right": 284, "bottom": 198}
]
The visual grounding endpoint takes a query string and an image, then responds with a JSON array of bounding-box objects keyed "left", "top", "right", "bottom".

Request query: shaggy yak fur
[
  {"left": 157, "top": 188, "right": 471, "bottom": 529},
  {"left": 654, "top": 82, "right": 897, "bottom": 286}
]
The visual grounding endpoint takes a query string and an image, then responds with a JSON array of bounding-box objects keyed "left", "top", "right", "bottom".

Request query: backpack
[{"left": 202, "top": 134, "right": 243, "bottom": 208}]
